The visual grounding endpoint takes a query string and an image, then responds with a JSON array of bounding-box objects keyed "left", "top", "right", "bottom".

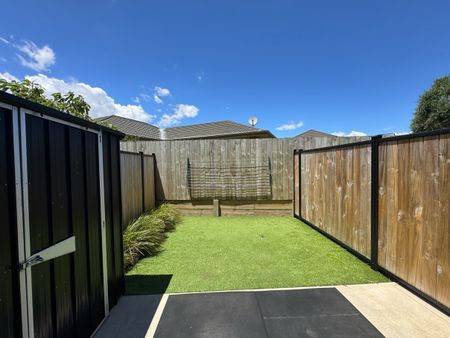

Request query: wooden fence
[
  {"left": 294, "top": 129, "right": 450, "bottom": 314},
  {"left": 120, "top": 135, "right": 366, "bottom": 215},
  {"left": 120, "top": 151, "right": 156, "bottom": 226}
]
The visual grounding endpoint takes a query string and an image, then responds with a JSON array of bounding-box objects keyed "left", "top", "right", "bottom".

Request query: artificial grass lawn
[{"left": 126, "top": 216, "right": 388, "bottom": 294}]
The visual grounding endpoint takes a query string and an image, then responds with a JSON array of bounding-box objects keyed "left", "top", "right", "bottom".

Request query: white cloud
[
  {"left": 155, "top": 86, "right": 170, "bottom": 97},
  {"left": 0, "top": 57, "right": 6, "bottom": 63},
  {"left": 0, "top": 72, "right": 19, "bottom": 82},
  {"left": 332, "top": 131, "right": 368, "bottom": 137},
  {"left": 153, "top": 86, "right": 170, "bottom": 104},
  {"left": 14, "top": 41, "right": 55, "bottom": 72},
  {"left": 0, "top": 37, "right": 9, "bottom": 44},
  {"left": 153, "top": 94, "right": 163, "bottom": 104},
  {"left": 23, "top": 74, "right": 155, "bottom": 122},
  {"left": 276, "top": 121, "right": 304, "bottom": 131},
  {"left": 157, "top": 104, "right": 199, "bottom": 127}
]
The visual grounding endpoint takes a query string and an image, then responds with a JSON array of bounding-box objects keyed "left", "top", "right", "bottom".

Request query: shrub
[
  {"left": 151, "top": 203, "right": 181, "bottom": 232},
  {"left": 123, "top": 204, "right": 180, "bottom": 272}
]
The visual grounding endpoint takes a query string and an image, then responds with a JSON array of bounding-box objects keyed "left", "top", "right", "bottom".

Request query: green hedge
[{"left": 123, "top": 203, "right": 180, "bottom": 272}]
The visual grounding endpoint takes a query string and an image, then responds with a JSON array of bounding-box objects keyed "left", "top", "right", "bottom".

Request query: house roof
[
  {"left": 96, "top": 115, "right": 161, "bottom": 140},
  {"left": 96, "top": 115, "right": 275, "bottom": 140},
  {"left": 163, "top": 120, "right": 274, "bottom": 140},
  {"left": 295, "top": 129, "right": 335, "bottom": 138}
]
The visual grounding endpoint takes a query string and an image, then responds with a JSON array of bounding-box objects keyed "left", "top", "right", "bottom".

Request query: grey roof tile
[
  {"left": 295, "top": 129, "right": 335, "bottom": 138},
  {"left": 164, "top": 120, "right": 273, "bottom": 140},
  {"left": 96, "top": 116, "right": 274, "bottom": 140},
  {"left": 96, "top": 115, "right": 161, "bottom": 140}
]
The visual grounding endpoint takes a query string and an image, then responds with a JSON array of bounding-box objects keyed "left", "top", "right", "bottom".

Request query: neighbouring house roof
[
  {"left": 96, "top": 115, "right": 275, "bottom": 140},
  {"left": 294, "top": 129, "right": 335, "bottom": 138},
  {"left": 163, "top": 120, "right": 275, "bottom": 140},
  {"left": 96, "top": 115, "right": 161, "bottom": 140}
]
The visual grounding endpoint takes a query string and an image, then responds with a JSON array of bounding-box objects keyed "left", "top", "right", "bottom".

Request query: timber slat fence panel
[
  {"left": 295, "top": 129, "right": 450, "bottom": 314},
  {"left": 300, "top": 144, "right": 372, "bottom": 258},
  {"left": 120, "top": 152, "right": 156, "bottom": 226},
  {"left": 120, "top": 136, "right": 367, "bottom": 202},
  {"left": 377, "top": 134, "right": 450, "bottom": 310}
]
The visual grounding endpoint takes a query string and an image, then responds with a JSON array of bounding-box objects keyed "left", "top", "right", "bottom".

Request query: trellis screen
[{"left": 187, "top": 158, "right": 272, "bottom": 200}]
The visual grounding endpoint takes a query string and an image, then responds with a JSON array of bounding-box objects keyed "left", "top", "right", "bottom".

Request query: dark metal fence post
[
  {"left": 298, "top": 149, "right": 303, "bottom": 219},
  {"left": 292, "top": 150, "right": 296, "bottom": 217},
  {"left": 370, "top": 135, "right": 382, "bottom": 270},
  {"left": 140, "top": 151, "right": 145, "bottom": 213},
  {"left": 152, "top": 153, "right": 157, "bottom": 207}
]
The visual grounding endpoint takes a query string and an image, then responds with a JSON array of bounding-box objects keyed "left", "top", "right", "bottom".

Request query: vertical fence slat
[{"left": 437, "top": 135, "right": 450, "bottom": 307}]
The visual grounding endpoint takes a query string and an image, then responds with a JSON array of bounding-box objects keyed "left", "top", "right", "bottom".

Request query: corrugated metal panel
[
  {"left": 102, "top": 133, "right": 117, "bottom": 308},
  {"left": 27, "top": 116, "right": 54, "bottom": 338},
  {"left": 85, "top": 132, "right": 105, "bottom": 330},
  {"left": 68, "top": 128, "right": 92, "bottom": 337},
  {"left": 0, "top": 107, "right": 21, "bottom": 338},
  {"left": 48, "top": 122, "right": 75, "bottom": 337},
  {"left": 110, "top": 136, "right": 124, "bottom": 298},
  {"left": 103, "top": 134, "right": 124, "bottom": 308}
]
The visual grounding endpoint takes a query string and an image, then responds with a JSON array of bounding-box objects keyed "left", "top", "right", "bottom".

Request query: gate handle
[
  {"left": 20, "top": 236, "right": 76, "bottom": 270},
  {"left": 21, "top": 255, "right": 44, "bottom": 269}
]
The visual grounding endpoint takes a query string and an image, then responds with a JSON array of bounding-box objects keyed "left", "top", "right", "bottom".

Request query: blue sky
[{"left": 1, "top": 0, "right": 449, "bottom": 137}]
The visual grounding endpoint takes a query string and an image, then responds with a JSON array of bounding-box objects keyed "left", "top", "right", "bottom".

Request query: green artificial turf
[{"left": 126, "top": 216, "right": 388, "bottom": 294}]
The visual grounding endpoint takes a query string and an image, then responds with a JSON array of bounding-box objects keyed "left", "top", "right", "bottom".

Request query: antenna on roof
[{"left": 248, "top": 117, "right": 258, "bottom": 128}]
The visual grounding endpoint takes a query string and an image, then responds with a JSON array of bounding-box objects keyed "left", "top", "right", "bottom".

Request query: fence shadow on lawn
[{"left": 125, "top": 274, "right": 173, "bottom": 295}]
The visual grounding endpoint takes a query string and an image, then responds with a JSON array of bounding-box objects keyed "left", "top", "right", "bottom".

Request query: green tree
[
  {"left": 410, "top": 76, "right": 450, "bottom": 132},
  {"left": 0, "top": 78, "right": 91, "bottom": 120}
]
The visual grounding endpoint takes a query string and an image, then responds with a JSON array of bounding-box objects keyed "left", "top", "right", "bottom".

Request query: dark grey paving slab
[
  {"left": 257, "top": 288, "right": 383, "bottom": 338},
  {"left": 154, "top": 288, "right": 383, "bottom": 338},
  {"left": 256, "top": 288, "right": 360, "bottom": 317},
  {"left": 264, "top": 314, "right": 383, "bottom": 338},
  {"left": 154, "top": 292, "right": 268, "bottom": 338},
  {"left": 94, "top": 295, "right": 162, "bottom": 338}
]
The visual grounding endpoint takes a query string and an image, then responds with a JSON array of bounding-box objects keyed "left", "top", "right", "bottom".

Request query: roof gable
[{"left": 295, "top": 129, "right": 335, "bottom": 138}]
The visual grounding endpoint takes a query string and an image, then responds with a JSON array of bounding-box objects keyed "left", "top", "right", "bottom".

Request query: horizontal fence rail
[
  {"left": 120, "top": 151, "right": 156, "bottom": 226},
  {"left": 294, "top": 128, "right": 450, "bottom": 315}
]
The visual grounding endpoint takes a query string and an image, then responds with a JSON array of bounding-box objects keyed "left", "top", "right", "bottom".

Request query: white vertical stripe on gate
[
  {"left": 6, "top": 103, "right": 29, "bottom": 338},
  {"left": 18, "top": 108, "right": 34, "bottom": 338}
]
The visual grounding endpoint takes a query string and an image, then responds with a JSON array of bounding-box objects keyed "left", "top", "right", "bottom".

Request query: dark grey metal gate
[{"left": 0, "top": 91, "right": 124, "bottom": 338}]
